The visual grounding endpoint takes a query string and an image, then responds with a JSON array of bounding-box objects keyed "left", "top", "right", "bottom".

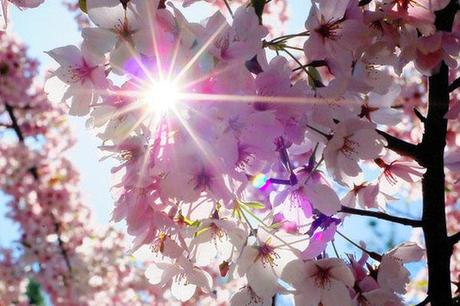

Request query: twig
[
  {"left": 331, "top": 239, "right": 340, "bottom": 258},
  {"left": 339, "top": 205, "right": 423, "bottom": 227},
  {"left": 268, "top": 178, "right": 293, "bottom": 185},
  {"left": 5, "top": 104, "right": 25, "bottom": 142},
  {"left": 268, "top": 31, "right": 309, "bottom": 44},
  {"left": 282, "top": 48, "right": 323, "bottom": 87},
  {"left": 415, "top": 296, "right": 430, "bottom": 306},
  {"left": 292, "top": 60, "right": 328, "bottom": 72},
  {"left": 376, "top": 130, "right": 421, "bottom": 162},
  {"left": 223, "top": 0, "right": 234, "bottom": 18},
  {"left": 449, "top": 232, "right": 460, "bottom": 250},
  {"left": 336, "top": 230, "right": 382, "bottom": 261},
  {"left": 448, "top": 77, "right": 460, "bottom": 92},
  {"left": 50, "top": 213, "right": 73, "bottom": 273},
  {"left": 414, "top": 108, "right": 427, "bottom": 123},
  {"left": 4, "top": 103, "right": 72, "bottom": 275}
]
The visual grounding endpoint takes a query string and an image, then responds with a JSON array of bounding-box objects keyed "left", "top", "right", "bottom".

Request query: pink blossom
[
  {"left": 236, "top": 229, "right": 307, "bottom": 298},
  {"left": 282, "top": 258, "right": 355, "bottom": 306},
  {"left": 377, "top": 242, "right": 425, "bottom": 294},
  {"left": 342, "top": 182, "right": 380, "bottom": 209},
  {"left": 304, "top": 0, "right": 369, "bottom": 61},
  {"left": 45, "top": 44, "right": 108, "bottom": 115},
  {"left": 202, "top": 6, "right": 268, "bottom": 62},
  {"left": 145, "top": 256, "right": 213, "bottom": 302},
  {"left": 323, "top": 119, "right": 387, "bottom": 185},
  {"left": 375, "top": 157, "right": 425, "bottom": 185}
]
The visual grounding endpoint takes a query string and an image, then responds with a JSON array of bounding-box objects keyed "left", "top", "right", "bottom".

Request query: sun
[{"left": 142, "top": 80, "right": 181, "bottom": 114}]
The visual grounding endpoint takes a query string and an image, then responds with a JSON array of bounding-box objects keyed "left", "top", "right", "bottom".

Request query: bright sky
[{"left": 0, "top": 2, "right": 422, "bottom": 297}]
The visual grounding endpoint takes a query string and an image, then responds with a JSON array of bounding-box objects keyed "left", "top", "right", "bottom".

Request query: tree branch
[
  {"left": 0, "top": 123, "right": 13, "bottom": 128},
  {"left": 376, "top": 130, "right": 421, "bottom": 161},
  {"left": 5, "top": 103, "right": 25, "bottom": 142},
  {"left": 448, "top": 77, "right": 460, "bottom": 93},
  {"left": 336, "top": 230, "right": 383, "bottom": 261},
  {"left": 339, "top": 205, "right": 423, "bottom": 227},
  {"left": 420, "top": 1, "right": 459, "bottom": 304},
  {"left": 449, "top": 232, "right": 460, "bottom": 249},
  {"left": 415, "top": 296, "right": 430, "bottom": 306},
  {"left": 4, "top": 103, "right": 72, "bottom": 275},
  {"left": 50, "top": 213, "right": 73, "bottom": 274}
]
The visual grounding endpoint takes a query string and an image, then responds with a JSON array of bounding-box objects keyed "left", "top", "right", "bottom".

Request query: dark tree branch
[
  {"left": 340, "top": 206, "right": 423, "bottom": 227},
  {"left": 5, "top": 103, "right": 25, "bottom": 142},
  {"left": 292, "top": 60, "right": 328, "bottom": 72},
  {"left": 448, "top": 77, "right": 460, "bottom": 92},
  {"left": 415, "top": 296, "right": 430, "bottom": 306},
  {"left": 420, "top": 1, "right": 459, "bottom": 305},
  {"left": 336, "top": 230, "right": 383, "bottom": 261},
  {"left": 268, "top": 178, "right": 293, "bottom": 185},
  {"left": 449, "top": 232, "right": 460, "bottom": 250},
  {"left": 376, "top": 130, "right": 421, "bottom": 161},
  {"left": 358, "top": 0, "right": 372, "bottom": 6},
  {"left": 4, "top": 102, "right": 72, "bottom": 276},
  {"left": 50, "top": 213, "right": 73, "bottom": 274},
  {"left": 414, "top": 108, "right": 427, "bottom": 123}
]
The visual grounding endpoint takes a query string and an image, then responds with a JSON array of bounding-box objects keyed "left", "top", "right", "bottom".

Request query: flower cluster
[
  {"left": 2, "top": 0, "right": 460, "bottom": 304},
  {"left": 0, "top": 31, "right": 171, "bottom": 305}
]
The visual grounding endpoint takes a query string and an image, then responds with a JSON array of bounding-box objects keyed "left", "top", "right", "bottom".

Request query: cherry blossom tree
[{"left": 1, "top": 0, "right": 460, "bottom": 305}]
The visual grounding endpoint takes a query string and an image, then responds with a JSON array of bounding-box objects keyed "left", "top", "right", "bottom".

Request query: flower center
[
  {"left": 359, "top": 103, "right": 380, "bottom": 121},
  {"left": 192, "top": 168, "right": 213, "bottom": 192},
  {"left": 67, "top": 60, "right": 96, "bottom": 84},
  {"left": 210, "top": 223, "right": 225, "bottom": 239},
  {"left": 151, "top": 232, "right": 168, "bottom": 254},
  {"left": 255, "top": 240, "right": 280, "bottom": 267},
  {"left": 236, "top": 144, "right": 254, "bottom": 170},
  {"left": 353, "top": 184, "right": 368, "bottom": 195},
  {"left": 340, "top": 136, "right": 359, "bottom": 158},
  {"left": 316, "top": 18, "right": 342, "bottom": 41},
  {"left": 113, "top": 17, "right": 137, "bottom": 43},
  {"left": 395, "top": 0, "right": 418, "bottom": 10},
  {"left": 375, "top": 158, "right": 398, "bottom": 185},
  {"left": 314, "top": 265, "right": 332, "bottom": 288}
]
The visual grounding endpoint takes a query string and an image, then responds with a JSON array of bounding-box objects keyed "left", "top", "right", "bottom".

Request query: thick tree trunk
[
  {"left": 422, "top": 61, "right": 451, "bottom": 306},
  {"left": 421, "top": 1, "right": 458, "bottom": 305}
]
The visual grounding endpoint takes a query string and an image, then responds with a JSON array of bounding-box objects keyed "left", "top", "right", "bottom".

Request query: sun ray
[
  {"left": 167, "top": 30, "right": 185, "bottom": 81},
  {"left": 178, "top": 92, "right": 324, "bottom": 105},
  {"left": 173, "top": 21, "right": 228, "bottom": 84},
  {"left": 169, "top": 103, "right": 230, "bottom": 181},
  {"left": 143, "top": 2, "right": 165, "bottom": 81},
  {"left": 178, "top": 62, "right": 236, "bottom": 91}
]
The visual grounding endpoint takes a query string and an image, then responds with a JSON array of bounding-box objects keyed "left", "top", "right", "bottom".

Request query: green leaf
[
  {"left": 189, "top": 220, "right": 201, "bottom": 228},
  {"left": 26, "top": 279, "right": 45, "bottom": 306},
  {"left": 242, "top": 201, "right": 265, "bottom": 210},
  {"left": 251, "top": 0, "right": 266, "bottom": 24},
  {"left": 307, "top": 66, "right": 322, "bottom": 89},
  {"left": 79, "top": 0, "right": 87, "bottom": 14}
]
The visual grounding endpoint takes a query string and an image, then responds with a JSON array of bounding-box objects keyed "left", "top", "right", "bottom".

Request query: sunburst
[{"left": 84, "top": 8, "right": 339, "bottom": 195}]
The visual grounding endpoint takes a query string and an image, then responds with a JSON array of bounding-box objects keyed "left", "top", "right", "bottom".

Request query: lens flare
[
  {"left": 252, "top": 174, "right": 270, "bottom": 190},
  {"left": 142, "top": 80, "right": 180, "bottom": 113}
]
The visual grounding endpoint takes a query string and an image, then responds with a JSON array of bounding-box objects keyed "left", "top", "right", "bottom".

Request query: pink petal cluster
[{"left": 3, "top": 0, "right": 460, "bottom": 304}]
